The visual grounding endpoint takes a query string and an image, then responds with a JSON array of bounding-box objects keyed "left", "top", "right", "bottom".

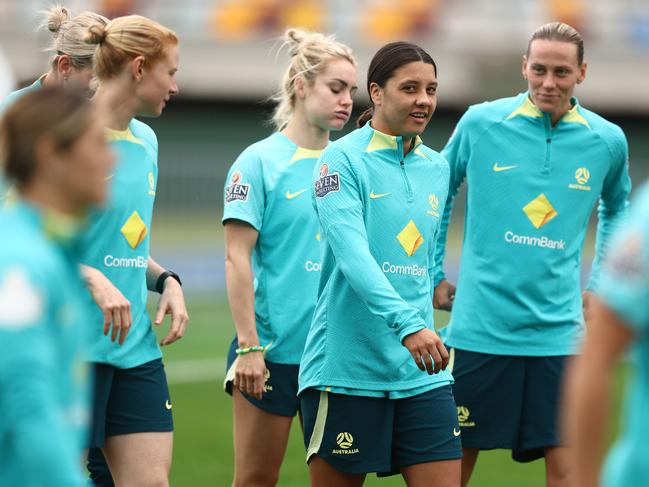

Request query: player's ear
[
  {"left": 294, "top": 75, "right": 306, "bottom": 99},
  {"left": 56, "top": 55, "right": 73, "bottom": 80},
  {"left": 521, "top": 55, "right": 528, "bottom": 80},
  {"left": 369, "top": 82, "right": 382, "bottom": 106},
  {"left": 131, "top": 56, "right": 146, "bottom": 81},
  {"left": 577, "top": 62, "right": 587, "bottom": 84}
]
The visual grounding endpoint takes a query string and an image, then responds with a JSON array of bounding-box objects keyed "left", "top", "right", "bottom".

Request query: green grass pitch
[{"left": 152, "top": 296, "right": 628, "bottom": 486}]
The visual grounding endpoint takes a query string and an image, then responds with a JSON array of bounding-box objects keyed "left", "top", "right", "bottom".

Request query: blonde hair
[
  {"left": 271, "top": 28, "right": 356, "bottom": 130},
  {"left": 40, "top": 5, "right": 108, "bottom": 69},
  {"left": 527, "top": 22, "right": 584, "bottom": 65},
  {"left": 85, "top": 15, "right": 178, "bottom": 81}
]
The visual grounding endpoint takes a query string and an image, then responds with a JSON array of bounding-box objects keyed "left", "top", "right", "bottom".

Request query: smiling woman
[
  {"left": 298, "top": 42, "right": 461, "bottom": 487},
  {"left": 221, "top": 27, "right": 357, "bottom": 486}
]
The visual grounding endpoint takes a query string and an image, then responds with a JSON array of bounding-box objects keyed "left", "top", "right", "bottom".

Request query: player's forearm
[
  {"left": 568, "top": 360, "right": 611, "bottom": 487},
  {"left": 145, "top": 256, "right": 166, "bottom": 291},
  {"left": 224, "top": 251, "right": 259, "bottom": 347},
  {"left": 432, "top": 194, "right": 455, "bottom": 285},
  {"left": 587, "top": 201, "right": 628, "bottom": 290},
  {"left": 326, "top": 225, "right": 426, "bottom": 340}
]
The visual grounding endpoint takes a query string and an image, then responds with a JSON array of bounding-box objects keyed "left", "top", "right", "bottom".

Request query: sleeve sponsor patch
[
  {"left": 225, "top": 171, "right": 250, "bottom": 203},
  {"left": 315, "top": 163, "right": 340, "bottom": 198},
  {"left": 0, "top": 268, "right": 43, "bottom": 329}
]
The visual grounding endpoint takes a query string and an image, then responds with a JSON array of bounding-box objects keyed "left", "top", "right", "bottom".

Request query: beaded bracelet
[{"left": 235, "top": 345, "right": 265, "bottom": 355}]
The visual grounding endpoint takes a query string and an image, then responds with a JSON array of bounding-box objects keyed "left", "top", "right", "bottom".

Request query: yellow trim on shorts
[
  {"left": 306, "top": 391, "right": 329, "bottom": 462},
  {"left": 448, "top": 347, "right": 456, "bottom": 374}
]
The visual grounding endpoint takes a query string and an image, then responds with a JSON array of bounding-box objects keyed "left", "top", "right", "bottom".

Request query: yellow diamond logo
[
  {"left": 120, "top": 211, "right": 148, "bottom": 249},
  {"left": 397, "top": 220, "right": 424, "bottom": 256},
  {"left": 523, "top": 193, "right": 557, "bottom": 229}
]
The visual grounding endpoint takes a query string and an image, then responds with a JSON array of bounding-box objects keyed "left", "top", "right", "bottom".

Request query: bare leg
[
  {"left": 461, "top": 448, "right": 480, "bottom": 487},
  {"left": 103, "top": 432, "right": 172, "bottom": 487},
  {"left": 545, "top": 446, "right": 570, "bottom": 487},
  {"left": 231, "top": 388, "right": 293, "bottom": 487},
  {"left": 308, "top": 456, "right": 365, "bottom": 487},
  {"left": 401, "top": 459, "right": 461, "bottom": 487}
]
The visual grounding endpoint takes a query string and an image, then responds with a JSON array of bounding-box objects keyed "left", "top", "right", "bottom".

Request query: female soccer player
[
  {"left": 433, "top": 22, "right": 630, "bottom": 487},
  {"left": 82, "top": 16, "right": 188, "bottom": 487},
  {"left": 299, "top": 42, "right": 461, "bottom": 487},
  {"left": 0, "top": 87, "right": 113, "bottom": 487},
  {"left": 222, "top": 28, "right": 357, "bottom": 486},
  {"left": 0, "top": 5, "right": 107, "bottom": 111},
  {"left": 566, "top": 182, "right": 649, "bottom": 487}
]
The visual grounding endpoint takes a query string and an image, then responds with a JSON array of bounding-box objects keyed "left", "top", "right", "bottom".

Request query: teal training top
[
  {"left": 298, "top": 122, "right": 453, "bottom": 396},
  {"left": 0, "top": 77, "right": 41, "bottom": 114},
  {"left": 435, "top": 93, "right": 631, "bottom": 356},
  {"left": 0, "top": 201, "right": 91, "bottom": 487},
  {"left": 0, "top": 78, "right": 43, "bottom": 201},
  {"left": 599, "top": 182, "right": 649, "bottom": 487},
  {"left": 79, "top": 121, "right": 161, "bottom": 368},
  {"left": 222, "top": 132, "right": 323, "bottom": 364}
]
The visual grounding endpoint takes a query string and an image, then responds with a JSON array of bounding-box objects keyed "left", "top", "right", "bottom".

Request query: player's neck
[
  {"left": 21, "top": 182, "right": 84, "bottom": 218},
  {"left": 93, "top": 83, "right": 138, "bottom": 131},
  {"left": 282, "top": 113, "right": 328, "bottom": 150}
]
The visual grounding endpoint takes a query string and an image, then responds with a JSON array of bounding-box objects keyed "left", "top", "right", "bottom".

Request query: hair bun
[
  {"left": 85, "top": 24, "right": 108, "bottom": 45},
  {"left": 44, "top": 5, "right": 71, "bottom": 35},
  {"left": 285, "top": 28, "right": 309, "bottom": 56}
]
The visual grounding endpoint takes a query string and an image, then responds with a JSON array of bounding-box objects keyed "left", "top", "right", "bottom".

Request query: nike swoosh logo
[
  {"left": 369, "top": 191, "right": 391, "bottom": 199},
  {"left": 493, "top": 163, "right": 517, "bottom": 172},
  {"left": 165, "top": 400, "right": 172, "bottom": 410},
  {"left": 453, "top": 428, "right": 461, "bottom": 437},
  {"left": 286, "top": 189, "right": 307, "bottom": 200}
]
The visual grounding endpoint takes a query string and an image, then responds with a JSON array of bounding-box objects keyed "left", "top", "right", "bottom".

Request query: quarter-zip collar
[
  {"left": 363, "top": 121, "right": 423, "bottom": 160},
  {"left": 12, "top": 199, "right": 86, "bottom": 252},
  {"left": 506, "top": 92, "right": 590, "bottom": 129}
]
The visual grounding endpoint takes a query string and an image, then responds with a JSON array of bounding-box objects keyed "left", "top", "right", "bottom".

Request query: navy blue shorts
[
  {"left": 88, "top": 358, "right": 174, "bottom": 448},
  {"left": 224, "top": 337, "right": 300, "bottom": 417},
  {"left": 301, "top": 386, "right": 462, "bottom": 475},
  {"left": 449, "top": 347, "right": 568, "bottom": 462}
]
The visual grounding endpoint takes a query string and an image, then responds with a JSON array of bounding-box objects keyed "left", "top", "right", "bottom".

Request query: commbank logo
[
  {"left": 120, "top": 211, "right": 148, "bottom": 249},
  {"left": 569, "top": 167, "right": 591, "bottom": 191},
  {"left": 522, "top": 193, "right": 557, "bottom": 229},
  {"left": 397, "top": 220, "right": 424, "bottom": 257},
  {"left": 427, "top": 194, "right": 440, "bottom": 217}
]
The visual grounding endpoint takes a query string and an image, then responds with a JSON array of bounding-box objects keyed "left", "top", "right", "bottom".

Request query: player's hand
[
  {"left": 582, "top": 290, "right": 595, "bottom": 323},
  {"left": 433, "top": 279, "right": 456, "bottom": 311},
  {"left": 402, "top": 328, "right": 449, "bottom": 375},
  {"left": 233, "top": 352, "right": 266, "bottom": 400},
  {"left": 154, "top": 278, "right": 189, "bottom": 346},
  {"left": 83, "top": 265, "right": 132, "bottom": 345}
]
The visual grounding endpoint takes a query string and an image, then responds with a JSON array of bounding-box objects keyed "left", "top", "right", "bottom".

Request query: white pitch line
[{"left": 165, "top": 358, "right": 226, "bottom": 384}]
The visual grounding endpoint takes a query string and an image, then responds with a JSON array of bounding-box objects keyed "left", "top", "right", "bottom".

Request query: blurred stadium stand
[{"left": 1, "top": 0, "right": 649, "bottom": 109}]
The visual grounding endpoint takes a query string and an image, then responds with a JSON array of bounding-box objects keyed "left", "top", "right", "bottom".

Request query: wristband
[
  {"left": 156, "top": 270, "right": 182, "bottom": 294},
  {"left": 235, "top": 346, "right": 265, "bottom": 355}
]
